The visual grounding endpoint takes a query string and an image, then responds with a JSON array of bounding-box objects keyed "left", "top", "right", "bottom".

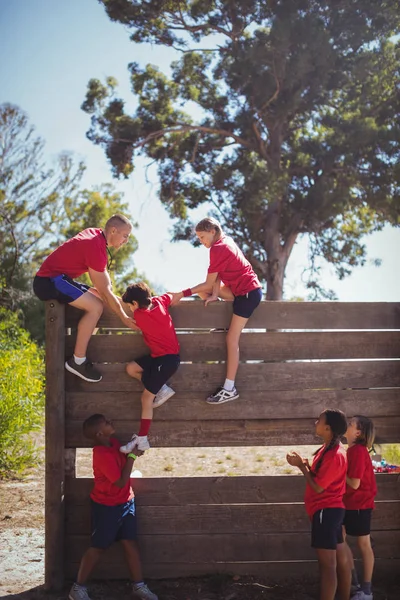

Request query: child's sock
[
  {"left": 351, "top": 568, "right": 359, "bottom": 587},
  {"left": 74, "top": 355, "right": 86, "bottom": 365},
  {"left": 224, "top": 378, "right": 235, "bottom": 391},
  {"left": 138, "top": 419, "right": 152, "bottom": 437},
  {"left": 361, "top": 582, "right": 372, "bottom": 595}
]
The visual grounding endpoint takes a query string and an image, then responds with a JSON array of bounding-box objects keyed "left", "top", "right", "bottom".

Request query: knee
[
  {"left": 226, "top": 330, "right": 240, "bottom": 348},
  {"left": 357, "top": 536, "right": 372, "bottom": 551},
  {"left": 126, "top": 363, "right": 136, "bottom": 377}
]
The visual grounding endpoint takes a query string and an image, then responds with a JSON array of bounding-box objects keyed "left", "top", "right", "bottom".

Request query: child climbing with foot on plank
[
  {"left": 69, "top": 414, "right": 158, "bottom": 600},
  {"left": 343, "top": 416, "right": 377, "bottom": 600},
  {"left": 286, "top": 409, "right": 351, "bottom": 600},
  {"left": 170, "top": 217, "right": 262, "bottom": 405},
  {"left": 120, "top": 283, "right": 180, "bottom": 453}
]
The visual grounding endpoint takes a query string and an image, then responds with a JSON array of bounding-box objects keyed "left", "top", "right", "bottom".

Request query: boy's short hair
[
  {"left": 83, "top": 413, "right": 106, "bottom": 440},
  {"left": 122, "top": 282, "right": 152, "bottom": 308},
  {"left": 104, "top": 214, "right": 132, "bottom": 232}
]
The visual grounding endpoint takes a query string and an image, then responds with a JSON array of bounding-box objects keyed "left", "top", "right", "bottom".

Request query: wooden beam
[
  {"left": 66, "top": 388, "right": 400, "bottom": 421},
  {"left": 65, "top": 360, "right": 400, "bottom": 393},
  {"left": 65, "top": 474, "right": 400, "bottom": 506},
  {"left": 44, "top": 301, "right": 65, "bottom": 590},
  {"left": 65, "top": 301, "right": 400, "bottom": 330},
  {"left": 65, "top": 331, "right": 400, "bottom": 363}
]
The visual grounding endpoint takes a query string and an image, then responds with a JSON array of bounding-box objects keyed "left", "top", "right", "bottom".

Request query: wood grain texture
[
  {"left": 66, "top": 388, "right": 400, "bottom": 421},
  {"left": 65, "top": 331, "right": 400, "bottom": 363},
  {"left": 65, "top": 475, "right": 400, "bottom": 505},
  {"left": 64, "top": 558, "right": 400, "bottom": 581},
  {"left": 65, "top": 301, "right": 400, "bottom": 330},
  {"left": 65, "top": 360, "right": 400, "bottom": 393},
  {"left": 65, "top": 530, "right": 400, "bottom": 563},
  {"left": 66, "top": 416, "right": 400, "bottom": 447},
  {"left": 66, "top": 500, "right": 400, "bottom": 535},
  {"left": 44, "top": 301, "right": 66, "bottom": 590}
]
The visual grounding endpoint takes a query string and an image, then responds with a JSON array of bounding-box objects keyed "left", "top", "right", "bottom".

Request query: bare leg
[
  {"left": 70, "top": 292, "right": 103, "bottom": 357},
  {"left": 120, "top": 539, "right": 143, "bottom": 583},
  {"left": 316, "top": 548, "right": 337, "bottom": 600},
  {"left": 357, "top": 535, "right": 374, "bottom": 585},
  {"left": 336, "top": 542, "right": 351, "bottom": 600},
  {"left": 126, "top": 361, "right": 144, "bottom": 381},
  {"left": 141, "top": 388, "right": 156, "bottom": 420},
  {"left": 226, "top": 314, "right": 248, "bottom": 381},
  {"left": 76, "top": 547, "right": 104, "bottom": 584}
]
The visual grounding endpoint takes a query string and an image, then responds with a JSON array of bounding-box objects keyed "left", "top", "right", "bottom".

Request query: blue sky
[{"left": 0, "top": 0, "right": 399, "bottom": 300}]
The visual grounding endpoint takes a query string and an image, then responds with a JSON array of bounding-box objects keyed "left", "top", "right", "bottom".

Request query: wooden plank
[
  {"left": 66, "top": 500, "right": 400, "bottom": 535},
  {"left": 65, "top": 530, "right": 400, "bottom": 563},
  {"left": 65, "top": 331, "right": 400, "bottom": 363},
  {"left": 65, "top": 301, "right": 400, "bottom": 330},
  {"left": 45, "top": 300, "right": 66, "bottom": 591},
  {"left": 66, "top": 388, "right": 400, "bottom": 421},
  {"left": 66, "top": 416, "right": 400, "bottom": 447},
  {"left": 65, "top": 557, "right": 400, "bottom": 580},
  {"left": 65, "top": 360, "right": 400, "bottom": 393},
  {"left": 65, "top": 474, "right": 400, "bottom": 505}
]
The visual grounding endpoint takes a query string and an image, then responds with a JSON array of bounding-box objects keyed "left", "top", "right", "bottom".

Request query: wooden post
[{"left": 45, "top": 301, "right": 65, "bottom": 590}]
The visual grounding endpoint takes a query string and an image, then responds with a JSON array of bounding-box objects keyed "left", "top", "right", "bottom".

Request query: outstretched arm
[{"left": 170, "top": 272, "right": 219, "bottom": 305}]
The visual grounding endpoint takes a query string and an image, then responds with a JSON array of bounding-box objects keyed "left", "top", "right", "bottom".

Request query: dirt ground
[{"left": 1, "top": 446, "right": 399, "bottom": 600}]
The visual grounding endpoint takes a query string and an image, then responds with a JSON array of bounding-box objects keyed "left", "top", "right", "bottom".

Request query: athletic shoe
[
  {"left": 153, "top": 384, "right": 175, "bottom": 408},
  {"left": 351, "top": 584, "right": 361, "bottom": 596},
  {"left": 65, "top": 357, "right": 102, "bottom": 382},
  {"left": 69, "top": 584, "right": 92, "bottom": 600},
  {"left": 206, "top": 386, "right": 239, "bottom": 404},
  {"left": 120, "top": 434, "right": 150, "bottom": 453},
  {"left": 351, "top": 592, "right": 373, "bottom": 600},
  {"left": 132, "top": 583, "right": 158, "bottom": 600}
]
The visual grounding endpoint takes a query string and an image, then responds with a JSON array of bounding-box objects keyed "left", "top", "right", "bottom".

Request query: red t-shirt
[
  {"left": 37, "top": 228, "right": 107, "bottom": 278},
  {"left": 304, "top": 443, "right": 347, "bottom": 518},
  {"left": 90, "top": 437, "right": 134, "bottom": 506},
  {"left": 343, "top": 444, "right": 377, "bottom": 510},
  {"left": 208, "top": 235, "right": 261, "bottom": 297},
  {"left": 134, "top": 294, "right": 179, "bottom": 357}
]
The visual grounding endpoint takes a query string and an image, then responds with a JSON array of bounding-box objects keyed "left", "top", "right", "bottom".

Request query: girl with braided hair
[{"left": 286, "top": 409, "right": 350, "bottom": 600}]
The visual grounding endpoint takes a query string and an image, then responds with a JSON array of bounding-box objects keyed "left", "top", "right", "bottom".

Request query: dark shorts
[
  {"left": 344, "top": 508, "right": 373, "bottom": 537},
  {"left": 91, "top": 499, "right": 137, "bottom": 549},
  {"left": 135, "top": 353, "right": 180, "bottom": 395},
  {"left": 311, "top": 508, "right": 345, "bottom": 550},
  {"left": 233, "top": 287, "right": 262, "bottom": 318},
  {"left": 33, "top": 274, "right": 90, "bottom": 304}
]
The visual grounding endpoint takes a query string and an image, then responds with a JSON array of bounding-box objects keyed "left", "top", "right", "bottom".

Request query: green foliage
[
  {"left": 381, "top": 444, "right": 400, "bottom": 465},
  {"left": 0, "top": 308, "right": 45, "bottom": 478},
  {"left": 84, "top": 1, "right": 400, "bottom": 299}
]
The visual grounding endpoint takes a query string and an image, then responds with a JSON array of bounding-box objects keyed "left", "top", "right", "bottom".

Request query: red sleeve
[
  {"left": 93, "top": 447, "right": 122, "bottom": 483},
  {"left": 85, "top": 238, "right": 107, "bottom": 272},
  {"left": 314, "top": 451, "right": 340, "bottom": 490},
  {"left": 347, "top": 445, "right": 367, "bottom": 480},
  {"left": 208, "top": 244, "right": 229, "bottom": 274},
  {"left": 156, "top": 293, "right": 172, "bottom": 308}
]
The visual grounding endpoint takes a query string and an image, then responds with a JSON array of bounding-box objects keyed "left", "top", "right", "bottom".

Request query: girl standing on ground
[
  {"left": 343, "top": 416, "right": 377, "bottom": 600},
  {"left": 171, "top": 217, "right": 262, "bottom": 405},
  {"left": 286, "top": 409, "right": 351, "bottom": 600}
]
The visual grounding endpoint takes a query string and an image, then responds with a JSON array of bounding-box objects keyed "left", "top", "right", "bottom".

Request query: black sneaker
[{"left": 65, "top": 357, "right": 102, "bottom": 382}]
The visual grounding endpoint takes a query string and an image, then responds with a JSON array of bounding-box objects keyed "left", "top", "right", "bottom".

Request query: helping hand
[
  {"left": 169, "top": 292, "right": 183, "bottom": 306},
  {"left": 204, "top": 295, "right": 219, "bottom": 307},
  {"left": 125, "top": 316, "right": 140, "bottom": 332}
]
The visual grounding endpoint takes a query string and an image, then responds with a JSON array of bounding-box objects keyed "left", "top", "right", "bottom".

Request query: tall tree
[
  {"left": 0, "top": 103, "right": 85, "bottom": 307},
  {"left": 83, "top": 0, "right": 400, "bottom": 299}
]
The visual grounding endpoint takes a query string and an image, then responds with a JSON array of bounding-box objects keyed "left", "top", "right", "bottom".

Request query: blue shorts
[
  {"left": 33, "top": 274, "right": 90, "bottom": 304},
  {"left": 233, "top": 287, "right": 262, "bottom": 318},
  {"left": 344, "top": 508, "right": 372, "bottom": 537},
  {"left": 311, "top": 508, "right": 345, "bottom": 549},
  {"left": 135, "top": 353, "right": 180, "bottom": 395},
  {"left": 91, "top": 499, "right": 137, "bottom": 549}
]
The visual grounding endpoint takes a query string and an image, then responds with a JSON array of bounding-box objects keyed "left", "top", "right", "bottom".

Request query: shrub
[{"left": 0, "top": 308, "right": 45, "bottom": 478}]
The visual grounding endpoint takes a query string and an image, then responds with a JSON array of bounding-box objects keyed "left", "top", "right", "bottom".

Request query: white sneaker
[
  {"left": 69, "top": 584, "right": 92, "bottom": 600},
  {"left": 206, "top": 386, "right": 239, "bottom": 404},
  {"left": 120, "top": 434, "right": 150, "bottom": 453},
  {"left": 351, "top": 592, "right": 373, "bottom": 600},
  {"left": 132, "top": 583, "right": 158, "bottom": 600},
  {"left": 153, "top": 384, "right": 175, "bottom": 408}
]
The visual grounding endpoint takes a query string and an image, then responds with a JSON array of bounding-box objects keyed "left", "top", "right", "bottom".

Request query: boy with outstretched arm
[{"left": 69, "top": 414, "right": 158, "bottom": 600}]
